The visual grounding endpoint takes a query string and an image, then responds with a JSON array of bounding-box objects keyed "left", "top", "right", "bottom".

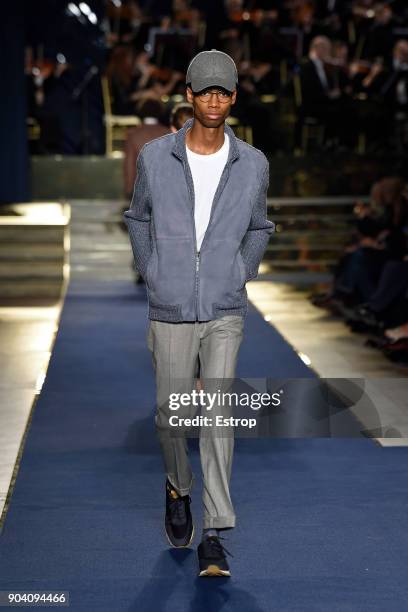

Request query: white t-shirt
[{"left": 186, "top": 132, "right": 230, "bottom": 252}]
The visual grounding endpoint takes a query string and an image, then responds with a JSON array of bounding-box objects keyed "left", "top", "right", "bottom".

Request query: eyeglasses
[{"left": 195, "top": 89, "right": 232, "bottom": 103}]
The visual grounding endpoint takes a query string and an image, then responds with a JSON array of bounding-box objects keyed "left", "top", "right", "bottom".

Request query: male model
[{"left": 123, "top": 49, "right": 275, "bottom": 576}]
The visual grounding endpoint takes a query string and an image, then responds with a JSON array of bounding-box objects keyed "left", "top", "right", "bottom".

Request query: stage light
[
  {"left": 88, "top": 12, "right": 98, "bottom": 24},
  {"left": 79, "top": 2, "right": 91, "bottom": 15},
  {"left": 67, "top": 3, "right": 80, "bottom": 17}
]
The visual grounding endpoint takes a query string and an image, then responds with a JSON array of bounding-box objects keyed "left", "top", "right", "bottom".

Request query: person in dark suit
[
  {"left": 297, "top": 35, "right": 344, "bottom": 146},
  {"left": 377, "top": 40, "right": 408, "bottom": 115},
  {"left": 314, "top": 0, "right": 350, "bottom": 42},
  {"left": 300, "top": 37, "right": 335, "bottom": 106},
  {"left": 356, "top": 39, "right": 408, "bottom": 150},
  {"left": 361, "top": 2, "right": 396, "bottom": 63}
]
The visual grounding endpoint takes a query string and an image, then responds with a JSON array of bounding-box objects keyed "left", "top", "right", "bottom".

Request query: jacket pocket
[{"left": 147, "top": 236, "right": 194, "bottom": 304}]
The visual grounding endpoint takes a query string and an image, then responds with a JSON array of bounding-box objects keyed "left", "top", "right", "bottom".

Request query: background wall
[{"left": 0, "top": 1, "right": 29, "bottom": 204}]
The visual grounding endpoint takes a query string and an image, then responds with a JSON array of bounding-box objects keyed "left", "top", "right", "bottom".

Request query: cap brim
[{"left": 189, "top": 79, "right": 235, "bottom": 94}]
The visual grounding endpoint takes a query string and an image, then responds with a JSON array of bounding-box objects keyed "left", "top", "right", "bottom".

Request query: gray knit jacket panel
[
  {"left": 123, "top": 152, "right": 153, "bottom": 280},
  {"left": 240, "top": 162, "right": 274, "bottom": 281},
  {"left": 123, "top": 117, "right": 275, "bottom": 322}
]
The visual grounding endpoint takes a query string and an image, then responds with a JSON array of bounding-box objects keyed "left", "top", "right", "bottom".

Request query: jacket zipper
[
  {"left": 195, "top": 251, "right": 200, "bottom": 321},
  {"left": 183, "top": 159, "right": 200, "bottom": 321},
  {"left": 185, "top": 155, "right": 232, "bottom": 321}
]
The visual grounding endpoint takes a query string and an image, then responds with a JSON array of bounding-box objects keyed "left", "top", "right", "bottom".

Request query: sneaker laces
[
  {"left": 206, "top": 535, "right": 234, "bottom": 558},
  {"left": 168, "top": 494, "right": 190, "bottom": 524}
]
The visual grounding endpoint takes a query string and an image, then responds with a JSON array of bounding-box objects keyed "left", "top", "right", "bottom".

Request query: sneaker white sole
[
  {"left": 199, "top": 564, "right": 231, "bottom": 577},
  {"left": 165, "top": 524, "right": 195, "bottom": 548}
]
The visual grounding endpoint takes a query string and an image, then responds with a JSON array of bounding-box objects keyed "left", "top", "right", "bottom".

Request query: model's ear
[
  {"left": 231, "top": 89, "right": 237, "bottom": 106},
  {"left": 186, "top": 86, "right": 194, "bottom": 103}
]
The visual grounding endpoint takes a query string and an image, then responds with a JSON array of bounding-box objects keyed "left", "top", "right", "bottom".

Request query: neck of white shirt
[{"left": 186, "top": 132, "right": 228, "bottom": 157}]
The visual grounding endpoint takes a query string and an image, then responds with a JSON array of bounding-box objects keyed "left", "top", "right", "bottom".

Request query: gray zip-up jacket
[{"left": 123, "top": 117, "right": 275, "bottom": 322}]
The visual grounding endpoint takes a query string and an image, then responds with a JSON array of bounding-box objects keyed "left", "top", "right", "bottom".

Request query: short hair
[
  {"left": 170, "top": 102, "right": 194, "bottom": 130},
  {"left": 356, "top": 217, "right": 382, "bottom": 238},
  {"left": 137, "top": 96, "right": 165, "bottom": 120}
]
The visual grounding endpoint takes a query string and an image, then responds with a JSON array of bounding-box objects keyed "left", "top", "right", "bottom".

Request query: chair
[
  {"left": 27, "top": 117, "right": 40, "bottom": 142},
  {"left": 101, "top": 75, "right": 141, "bottom": 156}
]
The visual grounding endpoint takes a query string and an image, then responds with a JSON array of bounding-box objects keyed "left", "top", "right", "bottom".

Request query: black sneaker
[
  {"left": 197, "top": 535, "right": 233, "bottom": 577},
  {"left": 165, "top": 478, "right": 194, "bottom": 548}
]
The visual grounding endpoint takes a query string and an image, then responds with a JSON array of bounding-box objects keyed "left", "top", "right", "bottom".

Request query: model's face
[{"left": 186, "top": 86, "right": 236, "bottom": 128}]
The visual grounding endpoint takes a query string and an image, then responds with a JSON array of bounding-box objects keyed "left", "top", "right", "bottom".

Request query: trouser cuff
[
  {"left": 167, "top": 474, "right": 194, "bottom": 497},
  {"left": 203, "top": 515, "right": 236, "bottom": 529}
]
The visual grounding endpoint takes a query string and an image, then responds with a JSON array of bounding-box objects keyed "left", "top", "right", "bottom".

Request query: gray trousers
[{"left": 147, "top": 315, "right": 244, "bottom": 529}]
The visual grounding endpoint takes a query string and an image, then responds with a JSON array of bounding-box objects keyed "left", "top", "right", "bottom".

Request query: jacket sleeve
[
  {"left": 240, "top": 159, "right": 275, "bottom": 281},
  {"left": 122, "top": 148, "right": 152, "bottom": 279}
]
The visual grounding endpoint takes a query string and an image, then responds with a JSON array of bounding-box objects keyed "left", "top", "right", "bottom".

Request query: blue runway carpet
[{"left": 1, "top": 280, "right": 407, "bottom": 611}]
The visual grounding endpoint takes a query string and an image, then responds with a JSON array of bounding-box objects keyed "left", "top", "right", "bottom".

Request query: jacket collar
[{"left": 171, "top": 117, "right": 240, "bottom": 164}]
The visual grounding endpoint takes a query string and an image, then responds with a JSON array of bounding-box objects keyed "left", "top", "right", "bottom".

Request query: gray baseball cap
[{"left": 186, "top": 49, "right": 238, "bottom": 93}]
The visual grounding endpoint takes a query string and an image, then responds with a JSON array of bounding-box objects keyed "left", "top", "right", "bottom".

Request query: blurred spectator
[
  {"left": 103, "top": 0, "right": 152, "bottom": 50},
  {"left": 350, "top": 40, "right": 408, "bottom": 150},
  {"left": 311, "top": 164, "right": 408, "bottom": 363},
  {"left": 362, "top": 2, "right": 396, "bottom": 62},
  {"left": 106, "top": 45, "right": 140, "bottom": 115},
  {"left": 25, "top": 49, "right": 72, "bottom": 153},
  {"left": 106, "top": 45, "right": 184, "bottom": 115},
  {"left": 169, "top": 101, "right": 194, "bottom": 131},
  {"left": 368, "top": 168, "right": 408, "bottom": 229},
  {"left": 297, "top": 36, "right": 344, "bottom": 145},
  {"left": 26, "top": 0, "right": 408, "bottom": 156}
]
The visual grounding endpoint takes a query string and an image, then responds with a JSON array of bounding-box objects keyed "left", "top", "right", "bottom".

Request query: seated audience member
[
  {"left": 360, "top": 259, "right": 408, "bottom": 364},
  {"left": 353, "top": 259, "right": 408, "bottom": 331},
  {"left": 333, "top": 217, "right": 390, "bottom": 304},
  {"left": 312, "top": 169, "right": 407, "bottom": 308},
  {"left": 107, "top": 45, "right": 184, "bottom": 115},
  {"left": 297, "top": 35, "right": 347, "bottom": 147},
  {"left": 299, "top": 36, "right": 335, "bottom": 110},
  {"left": 354, "top": 39, "right": 408, "bottom": 149},
  {"left": 362, "top": 2, "right": 396, "bottom": 62},
  {"left": 107, "top": 45, "right": 142, "bottom": 116}
]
